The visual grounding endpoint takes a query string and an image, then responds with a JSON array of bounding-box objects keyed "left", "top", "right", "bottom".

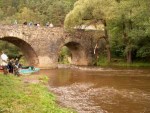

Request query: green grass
[
  {"left": 0, "top": 74, "right": 75, "bottom": 113},
  {"left": 96, "top": 57, "right": 150, "bottom": 67},
  {"left": 96, "top": 56, "right": 109, "bottom": 66},
  {"left": 111, "top": 61, "right": 150, "bottom": 67}
]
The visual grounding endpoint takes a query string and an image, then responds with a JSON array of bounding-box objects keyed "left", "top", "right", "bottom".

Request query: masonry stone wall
[{"left": 0, "top": 25, "right": 104, "bottom": 68}]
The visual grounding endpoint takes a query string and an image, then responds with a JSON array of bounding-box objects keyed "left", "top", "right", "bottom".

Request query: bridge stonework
[{"left": 0, "top": 25, "right": 104, "bottom": 68}]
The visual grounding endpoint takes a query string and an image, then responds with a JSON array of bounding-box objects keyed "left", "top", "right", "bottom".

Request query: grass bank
[
  {"left": 96, "top": 57, "right": 150, "bottom": 67},
  {"left": 0, "top": 74, "right": 75, "bottom": 113}
]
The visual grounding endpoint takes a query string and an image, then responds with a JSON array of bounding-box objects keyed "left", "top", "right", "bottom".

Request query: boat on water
[{"left": 18, "top": 66, "right": 40, "bottom": 75}]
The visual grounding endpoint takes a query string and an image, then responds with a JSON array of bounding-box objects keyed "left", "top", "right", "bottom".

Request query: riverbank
[
  {"left": 0, "top": 74, "right": 75, "bottom": 113},
  {"left": 96, "top": 58, "right": 150, "bottom": 67}
]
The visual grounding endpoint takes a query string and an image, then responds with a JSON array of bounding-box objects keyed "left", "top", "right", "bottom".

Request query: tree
[
  {"left": 0, "top": 8, "right": 4, "bottom": 20},
  {"left": 0, "top": 0, "right": 77, "bottom": 25},
  {"left": 65, "top": 0, "right": 117, "bottom": 62},
  {"left": 110, "top": 0, "right": 150, "bottom": 63}
]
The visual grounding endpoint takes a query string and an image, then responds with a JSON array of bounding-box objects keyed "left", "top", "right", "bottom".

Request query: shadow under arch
[
  {"left": 0, "top": 37, "right": 39, "bottom": 66},
  {"left": 59, "top": 41, "right": 88, "bottom": 65}
]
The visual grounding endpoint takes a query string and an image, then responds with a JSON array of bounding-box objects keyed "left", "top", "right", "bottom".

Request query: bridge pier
[
  {"left": 37, "top": 48, "right": 93, "bottom": 69},
  {"left": 37, "top": 56, "right": 58, "bottom": 69}
]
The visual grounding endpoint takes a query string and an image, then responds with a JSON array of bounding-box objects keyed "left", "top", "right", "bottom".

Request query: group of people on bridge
[
  {"left": 0, "top": 51, "right": 21, "bottom": 76},
  {"left": 14, "top": 20, "right": 54, "bottom": 27}
]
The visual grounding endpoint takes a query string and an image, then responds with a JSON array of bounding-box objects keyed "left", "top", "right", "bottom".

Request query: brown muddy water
[{"left": 37, "top": 66, "right": 150, "bottom": 113}]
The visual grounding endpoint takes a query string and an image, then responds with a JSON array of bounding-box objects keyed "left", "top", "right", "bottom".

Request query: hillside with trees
[
  {"left": 0, "top": 0, "right": 77, "bottom": 26},
  {"left": 65, "top": 0, "right": 150, "bottom": 65}
]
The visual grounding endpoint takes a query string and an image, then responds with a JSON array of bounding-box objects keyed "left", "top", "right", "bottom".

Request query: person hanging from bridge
[
  {"left": 93, "top": 42, "right": 100, "bottom": 65},
  {"left": 94, "top": 43, "right": 98, "bottom": 55},
  {"left": 0, "top": 51, "right": 9, "bottom": 75},
  {"left": 94, "top": 43, "right": 100, "bottom": 59}
]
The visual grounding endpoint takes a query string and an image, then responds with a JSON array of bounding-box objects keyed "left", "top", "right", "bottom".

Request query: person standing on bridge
[
  {"left": 46, "top": 22, "right": 50, "bottom": 27},
  {"left": 49, "top": 23, "right": 54, "bottom": 28},
  {"left": 37, "top": 23, "right": 40, "bottom": 27}
]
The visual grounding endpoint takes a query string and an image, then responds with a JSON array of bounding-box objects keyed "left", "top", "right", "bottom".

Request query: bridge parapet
[{"left": 0, "top": 25, "right": 63, "bottom": 36}]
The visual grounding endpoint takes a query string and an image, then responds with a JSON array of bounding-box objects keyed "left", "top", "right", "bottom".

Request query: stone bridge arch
[
  {"left": 57, "top": 40, "right": 89, "bottom": 65},
  {"left": 0, "top": 36, "right": 39, "bottom": 66}
]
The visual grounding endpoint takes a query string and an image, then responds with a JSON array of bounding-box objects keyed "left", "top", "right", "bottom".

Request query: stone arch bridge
[{"left": 0, "top": 25, "right": 104, "bottom": 68}]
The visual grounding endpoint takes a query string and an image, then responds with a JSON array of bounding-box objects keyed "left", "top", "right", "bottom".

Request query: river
[{"left": 38, "top": 66, "right": 150, "bottom": 113}]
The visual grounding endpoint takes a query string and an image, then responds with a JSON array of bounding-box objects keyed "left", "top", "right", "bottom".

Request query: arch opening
[
  {"left": 58, "top": 46, "right": 71, "bottom": 64},
  {"left": 0, "top": 37, "right": 39, "bottom": 66},
  {"left": 58, "top": 42, "right": 88, "bottom": 66}
]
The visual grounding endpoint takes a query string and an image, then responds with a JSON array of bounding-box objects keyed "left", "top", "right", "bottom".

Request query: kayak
[{"left": 19, "top": 67, "right": 40, "bottom": 75}]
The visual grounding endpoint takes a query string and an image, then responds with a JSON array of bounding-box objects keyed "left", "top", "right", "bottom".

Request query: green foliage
[
  {"left": 64, "top": 0, "right": 117, "bottom": 29},
  {"left": 65, "top": 0, "right": 150, "bottom": 63},
  {"left": 0, "top": 41, "right": 22, "bottom": 58},
  {"left": 0, "top": 0, "right": 77, "bottom": 26},
  {"left": 19, "top": 56, "right": 28, "bottom": 65},
  {"left": 137, "top": 46, "right": 150, "bottom": 58},
  {"left": 110, "top": 0, "right": 150, "bottom": 60},
  {"left": 96, "top": 57, "right": 150, "bottom": 67},
  {"left": 58, "top": 46, "right": 71, "bottom": 64},
  {"left": 38, "top": 75, "right": 49, "bottom": 84},
  {"left": 0, "top": 74, "right": 75, "bottom": 113},
  {"left": 0, "top": 8, "right": 4, "bottom": 19},
  {"left": 111, "top": 61, "right": 150, "bottom": 67},
  {"left": 96, "top": 56, "right": 109, "bottom": 66}
]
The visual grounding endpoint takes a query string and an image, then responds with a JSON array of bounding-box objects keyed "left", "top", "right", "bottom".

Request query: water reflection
[{"left": 38, "top": 67, "right": 150, "bottom": 113}]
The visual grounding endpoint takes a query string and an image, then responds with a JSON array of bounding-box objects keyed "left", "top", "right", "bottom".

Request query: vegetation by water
[
  {"left": 58, "top": 46, "right": 71, "bottom": 64},
  {"left": 0, "top": 74, "right": 75, "bottom": 113},
  {"left": 0, "top": 41, "right": 22, "bottom": 58},
  {"left": 96, "top": 56, "right": 150, "bottom": 67}
]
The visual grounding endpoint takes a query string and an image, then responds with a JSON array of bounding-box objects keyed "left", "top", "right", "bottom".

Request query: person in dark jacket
[{"left": 8, "top": 58, "right": 15, "bottom": 73}]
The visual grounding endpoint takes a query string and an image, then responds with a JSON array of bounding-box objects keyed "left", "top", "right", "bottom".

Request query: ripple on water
[
  {"left": 49, "top": 83, "right": 108, "bottom": 113},
  {"left": 48, "top": 83, "right": 150, "bottom": 113}
]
